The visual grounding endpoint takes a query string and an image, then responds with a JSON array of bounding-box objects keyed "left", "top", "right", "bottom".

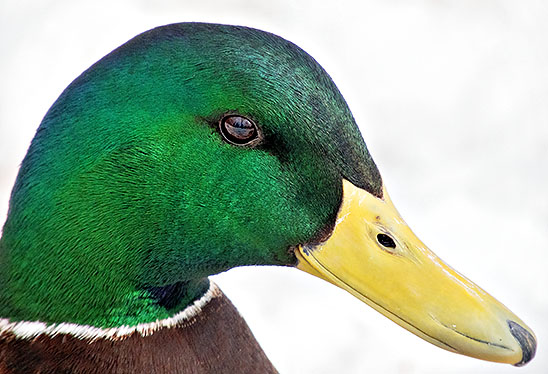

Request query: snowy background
[{"left": 1, "top": 1, "right": 547, "bottom": 373}]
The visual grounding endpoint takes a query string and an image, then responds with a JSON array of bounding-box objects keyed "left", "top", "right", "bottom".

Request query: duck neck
[
  {"left": 0, "top": 232, "right": 211, "bottom": 328},
  {"left": 0, "top": 281, "right": 217, "bottom": 341},
  {"left": 0, "top": 283, "right": 279, "bottom": 374}
]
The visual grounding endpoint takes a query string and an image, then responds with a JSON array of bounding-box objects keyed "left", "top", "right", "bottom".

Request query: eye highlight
[{"left": 219, "top": 115, "right": 261, "bottom": 146}]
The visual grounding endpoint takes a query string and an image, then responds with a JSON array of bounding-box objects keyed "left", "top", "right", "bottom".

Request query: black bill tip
[{"left": 508, "top": 320, "right": 537, "bottom": 366}]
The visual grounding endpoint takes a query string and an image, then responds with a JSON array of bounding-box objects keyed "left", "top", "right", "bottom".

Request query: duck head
[{"left": 0, "top": 23, "right": 535, "bottom": 366}]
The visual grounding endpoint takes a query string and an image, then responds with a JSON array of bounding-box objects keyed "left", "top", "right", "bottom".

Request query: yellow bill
[{"left": 296, "top": 179, "right": 536, "bottom": 366}]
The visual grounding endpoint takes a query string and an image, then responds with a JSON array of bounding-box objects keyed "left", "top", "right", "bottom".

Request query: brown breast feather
[{"left": 0, "top": 287, "right": 278, "bottom": 374}]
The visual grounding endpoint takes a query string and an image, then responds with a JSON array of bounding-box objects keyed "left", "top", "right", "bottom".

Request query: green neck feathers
[{"left": 0, "top": 23, "right": 381, "bottom": 328}]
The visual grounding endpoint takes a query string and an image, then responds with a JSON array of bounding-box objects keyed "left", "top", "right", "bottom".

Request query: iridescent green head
[{"left": 0, "top": 23, "right": 380, "bottom": 327}]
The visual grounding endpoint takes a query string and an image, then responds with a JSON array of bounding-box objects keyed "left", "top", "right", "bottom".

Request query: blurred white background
[{"left": 1, "top": 1, "right": 547, "bottom": 373}]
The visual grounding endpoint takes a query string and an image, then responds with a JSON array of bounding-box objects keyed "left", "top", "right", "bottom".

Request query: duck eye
[
  {"left": 377, "top": 233, "right": 396, "bottom": 249},
  {"left": 219, "top": 115, "right": 260, "bottom": 146}
]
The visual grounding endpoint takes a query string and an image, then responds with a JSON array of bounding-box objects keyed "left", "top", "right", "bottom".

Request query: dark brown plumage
[{"left": 0, "top": 288, "right": 277, "bottom": 374}]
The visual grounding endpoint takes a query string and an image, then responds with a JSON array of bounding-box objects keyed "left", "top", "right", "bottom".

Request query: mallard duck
[{"left": 0, "top": 23, "right": 536, "bottom": 373}]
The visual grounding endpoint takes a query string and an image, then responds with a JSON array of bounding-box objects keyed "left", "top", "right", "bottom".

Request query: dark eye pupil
[
  {"left": 220, "top": 115, "right": 258, "bottom": 145},
  {"left": 377, "top": 233, "right": 396, "bottom": 248}
]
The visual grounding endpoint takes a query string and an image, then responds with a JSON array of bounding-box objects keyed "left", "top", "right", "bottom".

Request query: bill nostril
[
  {"left": 508, "top": 320, "right": 537, "bottom": 366},
  {"left": 377, "top": 233, "right": 396, "bottom": 248}
]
